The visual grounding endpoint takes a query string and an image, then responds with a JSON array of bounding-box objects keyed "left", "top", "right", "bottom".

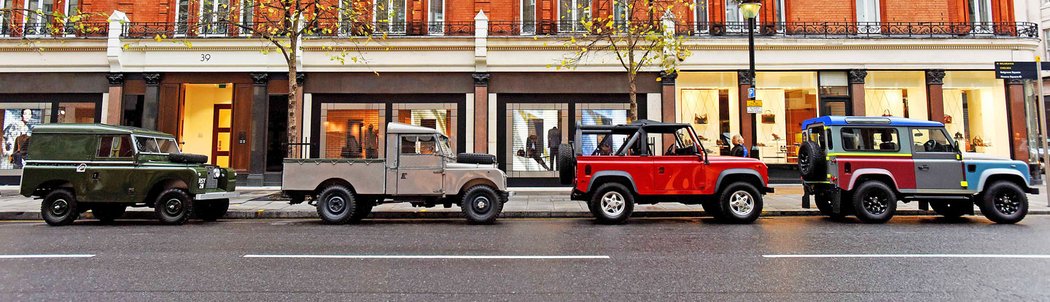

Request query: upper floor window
[
  {"left": 612, "top": 0, "right": 627, "bottom": 25},
  {"left": 375, "top": 0, "right": 406, "bottom": 34},
  {"left": 968, "top": 0, "right": 992, "bottom": 24},
  {"left": 239, "top": 0, "right": 253, "bottom": 35},
  {"left": 200, "top": 0, "right": 230, "bottom": 35},
  {"left": 23, "top": 0, "right": 78, "bottom": 36},
  {"left": 559, "top": 0, "right": 589, "bottom": 32},
  {"left": 175, "top": 0, "right": 191, "bottom": 35},
  {"left": 428, "top": 0, "right": 443, "bottom": 34},
  {"left": 856, "top": 0, "right": 879, "bottom": 34},
  {"left": 695, "top": 0, "right": 708, "bottom": 32},
  {"left": 1, "top": 0, "right": 14, "bottom": 36},
  {"left": 522, "top": 0, "right": 536, "bottom": 35}
]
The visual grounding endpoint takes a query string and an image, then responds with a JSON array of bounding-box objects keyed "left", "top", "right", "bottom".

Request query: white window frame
[
  {"left": 855, "top": 0, "right": 880, "bottom": 34},
  {"left": 725, "top": 0, "right": 757, "bottom": 33},
  {"left": 969, "top": 0, "right": 993, "bottom": 24},
  {"left": 694, "top": 0, "right": 708, "bottom": 33},
  {"left": 0, "top": 0, "right": 10, "bottom": 36},
  {"left": 521, "top": 0, "right": 535, "bottom": 35},
  {"left": 22, "top": 0, "right": 56, "bottom": 36},
  {"left": 174, "top": 0, "right": 191, "bottom": 36},
  {"left": 373, "top": 0, "right": 408, "bottom": 34},
  {"left": 558, "top": 0, "right": 590, "bottom": 32},
  {"left": 427, "top": 0, "right": 444, "bottom": 35},
  {"left": 239, "top": 0, "right": 253, "bottom": 36},
  {"left": 198, "top": 0, "right": 230, "bottom": 37}
]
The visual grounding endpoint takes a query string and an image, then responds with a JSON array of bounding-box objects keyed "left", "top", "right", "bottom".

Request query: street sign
[
  {"left": 994, "top": 61, "right": 1042, "bottom": 80},
  {"left": 746, "top": 99, "right": 762, "bottom": 114},
  {"left": 748, "top": 88, "right": 756, "bottom": 99}
]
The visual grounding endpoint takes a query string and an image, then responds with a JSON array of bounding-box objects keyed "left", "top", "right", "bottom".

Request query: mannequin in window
[
  {"left": 362, "top": 124, "right": 379, "bottom": 159},
  {"left": 341, "top": 132, "right": 362, "bottom": 159},
  {"left": 547, "top": 126, "right": 561, "bottom": 170},
  {"left": 526, "top": 134, "right": 550, "bottom": 170}
]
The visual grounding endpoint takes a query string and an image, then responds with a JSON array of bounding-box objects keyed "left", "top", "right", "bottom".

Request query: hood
[{"left": 962, "top": 152, "right": 1012, "bottom": 161}]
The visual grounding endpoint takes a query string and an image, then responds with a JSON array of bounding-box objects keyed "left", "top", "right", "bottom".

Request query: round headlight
[{"left": 213, "top": 169, "right": 222, "bottom": 178}]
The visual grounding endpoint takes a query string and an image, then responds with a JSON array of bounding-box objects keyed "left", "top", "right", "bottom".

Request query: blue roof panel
[{"left": 801, "top": 116, "right": 944, "bottom": 129}]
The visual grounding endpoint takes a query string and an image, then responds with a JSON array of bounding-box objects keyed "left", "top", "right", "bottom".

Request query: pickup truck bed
[{"left": 282, "top": 159, "right": 387, "bottom": 194}]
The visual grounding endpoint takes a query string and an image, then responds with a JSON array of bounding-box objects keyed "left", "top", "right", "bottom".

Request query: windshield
[
  {"left": 135, "top": 136, "right": 181, "bottom": 154},
  {"left": 438, "top": 135, "right": 455, "bottom": 161}
]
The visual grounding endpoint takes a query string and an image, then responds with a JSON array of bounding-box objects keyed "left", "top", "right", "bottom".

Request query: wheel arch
[
  {"left": 458, "top": 178, "right": 499, "bottom": 196},
  {"left": 587, "top": 171, "right": 638, "bottom": 194},
  {"left": 30, "top": 179, "right": 74, "bottom": 198},
  {"left": 314, "top": 178, "right": 357, "bottom": 196},
  {"left": 715, "top": 169, "right": 765, "bottom": 194},
  {"left": 145, "top": 178, "right": 190, "bottom": 207},
  {"left": 977, "top": 169, "right": 1031, "bottom": 193},
  {"left": 845, "top": 169, "right": 900, "bottom": 192}
]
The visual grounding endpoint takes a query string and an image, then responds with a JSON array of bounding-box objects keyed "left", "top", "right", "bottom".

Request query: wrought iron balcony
[
  {"left": 677, "top": 21, "right": 1039, "bottom": 39},
  {"left": 0, "top": 21, "right": 109, "bottom": 38}
]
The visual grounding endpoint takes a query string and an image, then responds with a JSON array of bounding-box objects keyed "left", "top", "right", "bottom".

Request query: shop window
[
  {"left": 393, "top": 104, "right": 457, "bottom": 151},
  {"left": 375, "top": 0, "right": 407, "bottom": 34},
  {"left": 56, "top": 103, "right": 96, "bottom": 123},
  {"left": 840, "top": 127, "right": 899, "bottom": 152},
  {"left": 323, "top": 109, "right": 383, "bottom": 159},
  {"left": 559, "top": 0, "right": 590, "bottom": 32},
  {"left": 943, "top": 71, "right": 1008, "bottom": 156},
  {"left": 864, "top": 71, "right": 927, "bottom": 119},
  {"left": 96, "top": 135, "right": 134, "bottom": 158},
  {"left": 912, "top": 128, "right": 955, "bottom": 153},
  {"left": 755, "top": 72, "right": 818, "bottom": 164},
  {"left": 1, "top": 105, "right": 51, "bottom": 170},
  {"left": 676, "top": 72, "right": 739, "bottom": 155},
  {"left": 577, "top": 107, "right": 628, "bottom": 156},
  {"left": 521, "top": 0, "right": 536, "bottom": 34},
  {"left": 509, "top": 106, "right": 566, "bottom": 175}
]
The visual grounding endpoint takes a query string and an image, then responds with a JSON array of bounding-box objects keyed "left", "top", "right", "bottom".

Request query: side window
[
  {"left": 912, "top": 128, "right": 954, "bottom": 153},
  {"left": 399, "top": 135, "right": 437, "bottom": 155},
  {"left": 840, "top": 127, "right": 899, "bottom": 152},
  {"left": 96, "top": 135, "right": 134, "bottom": 158},
  {"left": 805, "top": 126, "right": 826, "bottom": 148}
]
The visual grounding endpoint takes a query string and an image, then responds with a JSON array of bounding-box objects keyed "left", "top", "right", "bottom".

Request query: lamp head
[{"left": 738, "top": 0, "right": 762, "bottom": 19}]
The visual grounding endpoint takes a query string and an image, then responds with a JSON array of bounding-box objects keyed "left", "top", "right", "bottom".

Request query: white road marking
[
  {"left": 764, "top": 254, "right": 1050, "bottom": 259},
  {"left": 243, "top": 254, "right": 610, "bottom": 260},
  {"left": 0, "top": 254, "right": 95, "bottom": 259}
]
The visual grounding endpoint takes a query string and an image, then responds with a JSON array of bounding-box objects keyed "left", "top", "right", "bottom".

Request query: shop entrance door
[{"left": 212, "top": 104, "right": 232, "bottom": 167}]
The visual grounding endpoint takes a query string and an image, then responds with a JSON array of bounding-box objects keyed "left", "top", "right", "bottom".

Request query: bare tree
[{"left": 558, "top": 0, "right": 691, "bottom": 121}]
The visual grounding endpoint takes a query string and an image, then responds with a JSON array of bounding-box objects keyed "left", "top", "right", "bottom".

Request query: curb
[{"left": 4, "top": 209, "right": 1049, "bottom": 220}]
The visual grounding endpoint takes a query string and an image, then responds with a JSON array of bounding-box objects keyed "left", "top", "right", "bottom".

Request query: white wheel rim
[
  {"left": 728, "top": 191, "right": 754, "bottom": 216},
  {"left": 600, "top": 191, "right": 626, "bottom": 217}
]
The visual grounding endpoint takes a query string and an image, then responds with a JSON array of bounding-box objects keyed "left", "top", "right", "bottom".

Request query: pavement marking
[
  {"left": 764, "top": 254, "right": 1050, "bottom": 259},
  {"left": 243, "top": 254, "right": 610, "bottom": 260},
  {"left": 0, "top": 254, "right": 95, "bottom": 259}
]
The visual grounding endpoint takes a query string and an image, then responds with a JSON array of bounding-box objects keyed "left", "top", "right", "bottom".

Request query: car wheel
[
  {"left": 195, "top": 199, "right": 230, "bottom": 222},
  {"left": 978, "top": 181, "right": 1028, "bottom": 224},
  {"left": 814, "top": 192, "right": 847, "bottom": 220},
  {"left": 155, "top": 188, "right": 194, "bottom": 225},
  {"left": 851, "top": 181, "right": 897, "bottom": 224},
  {"left": 461, "top": 185, "right": 503, "bottom": 224},
  {"left": 930, "top": 200, "right": 970, "bottom": 220},
  {"left": 557, "top": 144, "right": 576, "bottom": 185},
  {"left": 316, "top": 185, "right": 357, "bottom": 225},
  {"left": 92, "top": 204, "right": 126, "bottom": 224},
  {"left": 41, "top": 189, "right": 79, "bottom": 226},
  {"left": 716, "top": 182, "right": 763, "bottom": 224},
  {"left": 349, "top": 199, "right": 374, "bottom": 223},
  {"left": 589, "top": 183, "right": 634, "bottom": 224}
]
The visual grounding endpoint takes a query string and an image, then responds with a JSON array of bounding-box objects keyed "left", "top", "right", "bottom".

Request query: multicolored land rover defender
[{"left": 798, "top": 116, "right": 1038, "bottom": 224}]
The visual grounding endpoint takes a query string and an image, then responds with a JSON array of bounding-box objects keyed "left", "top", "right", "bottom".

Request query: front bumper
[{"left": 194, "top": 191, "right": 239, "bottom": 201}]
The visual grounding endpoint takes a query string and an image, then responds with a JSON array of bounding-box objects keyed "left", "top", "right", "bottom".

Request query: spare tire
[
  {"left": 168, "top": 153, "right": 209, "bottom": 164},
  {"left": 797, "top": 141, "right": 826, "bottom": 181},
  {"left": 457, "top": 153, "right": 496, "bottom": 165},
  {"left": 557, "top": 144, "right": 576, "bottom": 185}
]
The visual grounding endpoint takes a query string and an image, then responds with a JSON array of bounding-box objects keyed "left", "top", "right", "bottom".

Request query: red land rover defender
[{"left": 559, "top": 120, "right": 774, "bottom": 224}]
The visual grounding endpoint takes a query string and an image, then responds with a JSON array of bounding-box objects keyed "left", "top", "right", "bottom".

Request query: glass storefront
[
  {"left": 864, "top": 71, "right": 928, "bottom": 119},
  {"left": 576, "top": 104, "right": 629, "bottom": 156},
  {"left": 942, "top": 71, "right": 1009, "bottom": 157},
  {"left": 677, "top": 72, "right": 739, "bottom": 155},
  {"left": 392, "top": 103, "right": 458, "bottom": 151},
  {"left": 506, "top": 103, "right": 568, "bottom": 177},
  {"left": 755, "top": 72, "right": 819, "bottom": 164},
  {"left": 0, "top": 96, "right": 99, "bottom": 174},
  {"left": 320, "top": 104, "right": 386, "bottom": 159}
]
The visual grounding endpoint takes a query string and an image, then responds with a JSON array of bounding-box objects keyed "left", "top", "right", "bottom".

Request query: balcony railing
[
  {"left": 0, "top": 21, "right": 109, "bottom": 38},
  {"left": 110, "top": 20, "right": 1039, "bottom": 39}
]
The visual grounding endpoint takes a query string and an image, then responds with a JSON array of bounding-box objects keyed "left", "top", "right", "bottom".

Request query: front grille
[{"left": 205, "top": 166, "right": 219, "bottom": 189}]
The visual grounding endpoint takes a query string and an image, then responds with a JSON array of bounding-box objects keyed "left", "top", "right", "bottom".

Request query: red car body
[{"left": 573, "top": 155, "right": 771, "bottom": 196}]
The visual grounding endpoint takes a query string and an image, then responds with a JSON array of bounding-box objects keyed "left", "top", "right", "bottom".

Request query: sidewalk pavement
[{"left": 1, "top": 185, "right": 1048, "bottom": 220}]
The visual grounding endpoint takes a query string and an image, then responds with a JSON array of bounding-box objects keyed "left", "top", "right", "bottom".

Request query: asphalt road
[{"left": 1, "top": 216, "right": 1049, "bottom": 301}]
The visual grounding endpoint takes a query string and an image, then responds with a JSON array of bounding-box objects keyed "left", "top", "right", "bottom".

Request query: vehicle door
[
  {"left": 910, "top": 127, "right": 966, "bottom": 191},
  {"left": 85, "top": 134, "right": 137, "bottom": 203},
  {"left": 395, "top": 134, "right": 445, "bottom": 195},
  {"left": 653, "top": 127, "right": 707, "bottom": 194}
]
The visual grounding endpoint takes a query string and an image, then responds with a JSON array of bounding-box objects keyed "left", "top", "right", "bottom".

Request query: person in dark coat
[
  {"left": 547, "top": 126, "right": 561, "bottom": 170},
  {"left": 730, "top": 134, "right": 749, "bottom": 158},
  {"left": 526, "top": 134, "right": 550, "bottom": 171}
]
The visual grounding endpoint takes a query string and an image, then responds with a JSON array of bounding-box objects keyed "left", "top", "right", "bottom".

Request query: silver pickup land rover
[{"left": 281, "top": 122, "right": 510, "bottom": 224}]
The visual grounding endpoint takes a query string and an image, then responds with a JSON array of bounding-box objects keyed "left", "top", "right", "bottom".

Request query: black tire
[
  {"left": 701, "top": 200, "right": 723, "bottom": 218},
  {"left": 930, "top": 200, "right": 970, "bottom": 219},
  {"left": 715, "top": 182, "right": 763, "bottom": 224},
  {"left": 91, "top": 204, "right": 126, "bottom": 224},
  {"left": 349, "top": 199, "right": 374, "bottom": 223},
  {"left": 457, "top": 153, "right": 496, "bottom": 165},
  {"left": 851, "top": 181, "right": 897, "bottom": 224},
  {"left": 589, "top": 183, "right": 634, "bottom": 224},
  {"left": 460, "top": 185, "right": 503, "bottom": 224},
  {"left": 155, "top": 189, "right": 193, "bottom": 225},
  {"left": 41, "top": 189, "right": 78, "bottom": 226},
  {"left": 977, "top": 181, "right": 1028, "bottom": 224},
  {"left": 557, "top": 144, "right": 576, "bottom": 185},
  {"left": 814, "top": 191, "right": 847, "bottom": 220},
  {"left": 316, "top": 185, "right": 356, "bottom": 225},
  {"left": 168, "top": 153, "right": 209, "bottom": 164},
  {"left": 797, "top": 141, "right": 826, "bottom": 181},
  {"left": 195, "top": 199, "right": 230, "bottom": 222}
]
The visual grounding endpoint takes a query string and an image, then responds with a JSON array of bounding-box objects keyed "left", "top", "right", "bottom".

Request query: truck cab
[{"left": 798, "top": 116, "right": 1038, "bottom": 224}]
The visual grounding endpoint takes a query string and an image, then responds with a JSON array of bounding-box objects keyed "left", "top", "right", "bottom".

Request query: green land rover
[{"left": 19, "top": 124, "right": 238, "bottom": 226}]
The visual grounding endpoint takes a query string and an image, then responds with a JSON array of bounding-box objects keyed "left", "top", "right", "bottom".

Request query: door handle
[{"left": 917, "top": 165, "right": 930, "bottom": 171}]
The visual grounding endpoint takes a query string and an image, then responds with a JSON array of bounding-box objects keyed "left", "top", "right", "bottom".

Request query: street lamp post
[{"left": 739, "top": 0, "right": 762, "bottom": 157}]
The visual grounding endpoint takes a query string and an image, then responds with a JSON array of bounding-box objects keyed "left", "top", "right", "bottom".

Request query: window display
[
  {"left": 578, "top": 109, "right": 627, "bottom": 156},
  {"left": 509, "top": 107, "right": 566, "bottom": 174},
  {"left": 942, "top": 71, "right": 1008, "bottom": 157},
  {"left": 322, "top": 108, "right": 384, "bottom": 159},
  {"left": 1, "top": 104, "right": 50, "bottom": 170},
  {"left": 677, "top": 72, "right": 739, "bottom": 155},
  {"left": 393, "top": 104, "right": 457, "bottom": 151},
  {"left": 56, "top": 103, "right": 97, "bottom": 124},
  {"left": 755, "top": 72, "right": 818, "bottom": 164},
  {"left": 864, "top": 71, "right": 927, "bottom": 119}
]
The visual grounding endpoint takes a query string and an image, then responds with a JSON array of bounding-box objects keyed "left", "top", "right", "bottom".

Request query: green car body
[{"left": 19, "top": 124, "right": 237, "bottom": 225}]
